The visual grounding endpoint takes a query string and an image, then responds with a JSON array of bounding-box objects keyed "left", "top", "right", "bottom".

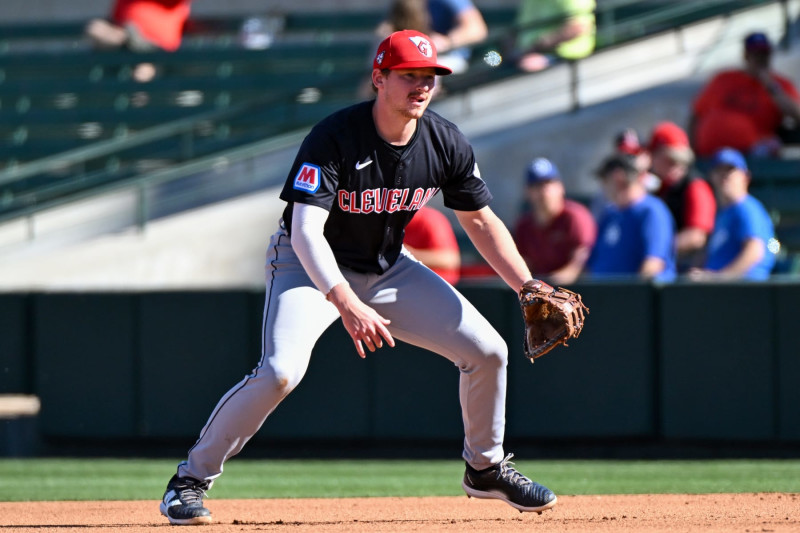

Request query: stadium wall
[{"left": 2, "top": 282, "right": 799, "bottom": 455}]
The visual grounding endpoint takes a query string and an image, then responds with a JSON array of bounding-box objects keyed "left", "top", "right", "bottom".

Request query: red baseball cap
[
  {"left": 648, "top": 121, "right": 690, "bottom": 151},
  {"left": 373, "top": 30, "right": 453, "bottom": 76}
]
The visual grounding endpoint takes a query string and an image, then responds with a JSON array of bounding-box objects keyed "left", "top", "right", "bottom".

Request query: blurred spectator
[
  {"left": 647, "top": 121, "right": 716, "bottom": 272},
  {"left": 616, "top": 127, "right": 659, "bottom": 192},
  {"left": 590, "top": 127, "right": 656, "bottom": 220},
  {"left": 403, "top": 205, "right": 462, "bottom": 285},
  {"left": 512, "top": 157, "right": 596, "bottom": 285},
  {"left": 689, "top": 148, "right": 776, "bottom": 281},
  {"left": 378, "top": 0, "right": 431, "bottom": 35},
  {"left": 359, "top": 0, "right": 487, "bottom": 98},
  {"left": 690, "top": 32, "right": 800, "bottom": 158},
  {"left": 238, "top": 15, "right": 283, "bottom": 50},
  {"left": 514, "top": 0, "right": 596, "bottom": 73},
  {"left": 588, "top": 153, "right": 676, "bottom": 281},
  {"left": 375, "top": 0, "right": 488, "bottom": 75},
  {"left": 85, "top": 0, "right": 192, "bottom": 82}
]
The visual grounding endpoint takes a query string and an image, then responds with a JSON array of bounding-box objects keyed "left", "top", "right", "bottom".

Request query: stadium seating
[
  {"left": 748, "top": 158, "right": 800, "bottom": 259},
  {"left": 0, "top": 17, "right": 377, "bottom": 217},
  {"left": 0, "top": 0, "right": 787, "bottom": 229}
]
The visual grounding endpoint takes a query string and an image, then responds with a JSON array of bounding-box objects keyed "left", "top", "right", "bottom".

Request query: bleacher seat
[{"left": 0, "top": 1, "right": 789, "bottom": 228}]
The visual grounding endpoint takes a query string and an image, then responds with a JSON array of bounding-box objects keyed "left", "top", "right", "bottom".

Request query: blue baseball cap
[
  {"left": 744, "top": 32, "right": 772, "bottom": 52},
  {"left": 526, "top": 157, "right": 561, "bottom": 184},
  {"left": 711, "top": 147, "right": 748, "bottom": 171}
]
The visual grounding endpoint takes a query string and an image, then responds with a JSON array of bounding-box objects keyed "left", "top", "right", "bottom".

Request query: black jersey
[{"left": 279, "top": 100, "right": 492, "bottom": 274}]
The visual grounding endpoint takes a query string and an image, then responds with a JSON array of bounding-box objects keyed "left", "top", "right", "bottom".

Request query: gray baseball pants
[{"left": 179, "top": 225, "right": 508, "bottom": 483}]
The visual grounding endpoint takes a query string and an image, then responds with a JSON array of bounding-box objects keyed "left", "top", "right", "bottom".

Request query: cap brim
[{"left": 386, "top": 60, "right": 453, "bottom": 76}]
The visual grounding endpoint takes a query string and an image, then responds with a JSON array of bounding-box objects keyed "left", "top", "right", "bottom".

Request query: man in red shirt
[
  {"left": 403, "top": 205, "right": 462, "bottom": 285},
  {"left": 85, "top": 0, "right": 192, "bottom": 81},
  {"left": 512, "top": 157, "right": 596, "bottom": 284},
  {"left": 690, "top": 32, "right": 800, "bottom": 158},
  {"left": 647, "top": 121, "right": 716, "bottom": 272}
]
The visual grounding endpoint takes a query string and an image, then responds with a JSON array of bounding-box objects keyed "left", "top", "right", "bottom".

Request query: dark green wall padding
[{"left": 3, "top": 281, "right": 799, "bottom": 444}]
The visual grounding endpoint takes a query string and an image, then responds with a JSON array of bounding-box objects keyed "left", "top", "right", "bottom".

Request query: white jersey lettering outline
[{"left": 337, "top": 187, "right": 439, "bottom": 213}]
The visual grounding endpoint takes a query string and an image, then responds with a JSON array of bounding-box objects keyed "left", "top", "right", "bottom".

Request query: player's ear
[{"left": 372, "top": 68, "right": 386, "bottom": 90}]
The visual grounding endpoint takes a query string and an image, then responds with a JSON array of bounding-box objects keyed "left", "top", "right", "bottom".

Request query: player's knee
[
  {"left": 479, "top": 331, "right": 508, "bottom": 367},
  {"left": 460, "top": 341, "right": 507, "bottom": 372},
  {"left": 259, "top": 360, "right": 304, "bottom": 396},
  {"left": 482, "top": 345, "right": 508, "bottom": 370},
  {"left": 270, "top": 370, "right": 301, "bottom": 395}
]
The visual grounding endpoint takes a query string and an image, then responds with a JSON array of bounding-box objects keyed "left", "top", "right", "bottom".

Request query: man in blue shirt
[
  {"left": 588, "top": 153, "right": 676, "bottom": 281},
  {"left": 690, "top": 148, "right": 776, "bottom": 280},
  {"left": 376, "top": 0, "right": 488, "bottom": 74},
  {"left": 426, "top": 0, "right": 488, "bottom": 73}
]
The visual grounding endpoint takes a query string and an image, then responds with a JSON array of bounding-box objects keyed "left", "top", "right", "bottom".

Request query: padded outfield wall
[{"left": 2, "top": 281, "right": 799, "bottom": 452}]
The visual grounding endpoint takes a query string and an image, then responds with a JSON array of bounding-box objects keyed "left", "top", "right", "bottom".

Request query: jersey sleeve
[
  {"left": 683, "top": 179, "right": 716, "bottom": 233},
  {"left": 439, "top": 134, "right": 493, "bottom": 211},
  {"left": 642, "top": 201, "right": 675, "bottom": 262},
  {"left": 737, "top": 200, "right": 771, "bottom": 242},
  {"left": 441, "top": 0, "right": 474, "bottom": 14},
  {"left": 279, "top": 126, "right": 341, "bottom": 211}
]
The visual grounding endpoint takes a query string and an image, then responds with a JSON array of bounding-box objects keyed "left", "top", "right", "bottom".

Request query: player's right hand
[{"left": 326, "top": 283, "right": 395, "bottom": 358}]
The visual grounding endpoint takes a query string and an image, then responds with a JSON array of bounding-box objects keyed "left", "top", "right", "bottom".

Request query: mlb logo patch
[{"left": 293, "top": 163, "right": 321, "bottom": 193}]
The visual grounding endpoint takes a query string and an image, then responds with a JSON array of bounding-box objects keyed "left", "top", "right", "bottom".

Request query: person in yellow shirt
[{"left": 514, "top": 0, "right": 596, "bottom": 72}]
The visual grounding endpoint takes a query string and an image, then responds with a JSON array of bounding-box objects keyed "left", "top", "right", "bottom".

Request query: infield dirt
[{"left": 2, "top": 493, "right": 798, "bottom": 532}]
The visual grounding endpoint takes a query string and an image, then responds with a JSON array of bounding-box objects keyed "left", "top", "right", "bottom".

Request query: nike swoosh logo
[{"left": 355, "top": 159, "right": 373, "bottom": 170}]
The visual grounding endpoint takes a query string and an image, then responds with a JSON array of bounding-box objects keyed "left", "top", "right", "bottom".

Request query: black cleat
[
  {"left": 462, "top": 453, "right": 557, "bottom": 513},
  {"left": 159, "top": 474, "right": 213, "bottom": 525}
]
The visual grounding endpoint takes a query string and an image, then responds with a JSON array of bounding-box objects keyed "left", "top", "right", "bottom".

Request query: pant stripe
[{"left": 185, "top": 231, "right": 284, "bottom": 457}]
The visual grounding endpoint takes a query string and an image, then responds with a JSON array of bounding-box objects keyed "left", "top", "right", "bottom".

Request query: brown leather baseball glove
[{"left": 519, "top": 279, "right": 589, "bottom": 362}]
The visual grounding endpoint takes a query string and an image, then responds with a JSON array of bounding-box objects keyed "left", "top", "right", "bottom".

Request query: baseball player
[{"left": 160, "top": 29, "right": 556, "bottom": 526}]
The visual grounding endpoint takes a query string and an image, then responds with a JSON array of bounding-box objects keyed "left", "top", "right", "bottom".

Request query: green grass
[{"left": 1, "top": 458, "right": 799, "bottom": 502}]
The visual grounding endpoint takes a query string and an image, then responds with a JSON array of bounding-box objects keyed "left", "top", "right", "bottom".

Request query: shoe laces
[
  {"left": 495, "top": 453, "right": 532, "bottom": 486},
  {"left": 174, "top": 478, "right": 209, "bottom": 504}
]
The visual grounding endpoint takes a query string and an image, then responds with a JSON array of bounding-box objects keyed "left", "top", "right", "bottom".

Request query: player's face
[{"left": 379, "top": 68, "right": 437, "bottom": 119}]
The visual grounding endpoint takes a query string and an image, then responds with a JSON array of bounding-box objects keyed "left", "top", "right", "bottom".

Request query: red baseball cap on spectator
[
  {"left": 648, "top": 121, "right": 689, "bottom": 150},
  {"left": 373, "top": 30, "right": 453, "bottom": 76},
  {"left": 648, "top": 121, "right": 694, "bottom": 163}
]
